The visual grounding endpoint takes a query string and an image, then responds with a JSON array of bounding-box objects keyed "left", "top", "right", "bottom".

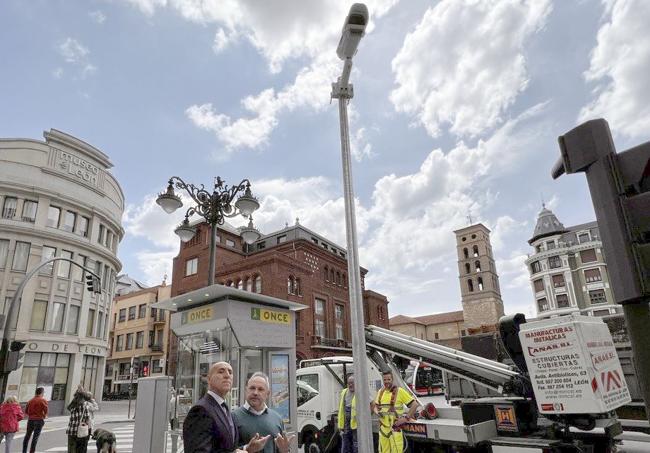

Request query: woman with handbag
[
  {"left": 66, "top": 388, "right": 93, "bottom": 453},
  {"left": 0, "top": 395, "right": 24, "bottom": 453}
]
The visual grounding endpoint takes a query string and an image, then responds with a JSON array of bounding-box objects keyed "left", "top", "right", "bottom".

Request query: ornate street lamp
[{"left": 156, "top": 176, "right": 261, "bottom": 285}]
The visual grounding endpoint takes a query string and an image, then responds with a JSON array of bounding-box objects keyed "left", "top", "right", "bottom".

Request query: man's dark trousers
[
  {"left": 22, "top": 419, "right": 45, "bottom": 453},
  {"left": 341, "top": 429, "right": 357, "bottom": 453}
]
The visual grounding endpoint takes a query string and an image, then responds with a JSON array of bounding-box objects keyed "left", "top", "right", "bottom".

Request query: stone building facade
[
  {"left": 389, "top": 311, "right": 465, "bottom": 349},
  {"left": 525, "top": 206, "right": 619, "bottom": 318},
  {"left": 0, "top": 129, "right": 123, "bottom": 414},
  {"left": 168, "top": 221, "right": 389, "bottom": 374},
  {"left": 105, "top": 282, "right": 172, "bottom": 394},
  {"left": 454, "top": 224, "right": 504, "bottom": 332}
]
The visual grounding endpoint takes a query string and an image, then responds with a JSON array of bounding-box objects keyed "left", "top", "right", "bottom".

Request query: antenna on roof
[
  {"left": 541, "top": 193, "right": 546, "bottom": 209},
  {"left": 466, "top": 212, "right": 473, "bottom": 225}
]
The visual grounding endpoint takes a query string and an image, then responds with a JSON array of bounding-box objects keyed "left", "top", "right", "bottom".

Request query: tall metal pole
[
  {"left": 334, "top": 58, "right": 374, "bottom": 451},
  {"left": 208, "top": 220, "right": 217, "bottom": 286}
]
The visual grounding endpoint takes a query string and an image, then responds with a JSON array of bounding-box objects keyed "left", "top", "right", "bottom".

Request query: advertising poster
[{"left": 271, "top": 354, "right": 290, "bottom": 423}]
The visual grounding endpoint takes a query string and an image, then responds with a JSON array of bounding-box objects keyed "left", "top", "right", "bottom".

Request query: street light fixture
[
  {"left": 156, "top": 176, "right": 261, "bottom": 285},
  {"left": 331, "top": 3, "right": 374, "bottom": 452}
]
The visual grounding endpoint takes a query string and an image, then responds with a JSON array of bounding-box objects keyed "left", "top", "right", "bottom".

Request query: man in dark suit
[{"left": 183, "top": 361, "right": 270, "bottom": 452}]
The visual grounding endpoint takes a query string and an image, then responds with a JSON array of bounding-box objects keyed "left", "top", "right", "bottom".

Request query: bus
[{"left": 404, "top": 361, "right": 444, "bottom": 396}]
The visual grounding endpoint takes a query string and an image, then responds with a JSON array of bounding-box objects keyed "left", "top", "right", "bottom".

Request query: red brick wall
[{"left": 168, "top": 223, "right": 389, "bottom": 370}]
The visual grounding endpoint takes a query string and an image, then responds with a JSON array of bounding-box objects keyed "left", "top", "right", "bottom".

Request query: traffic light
[
  {"left": 5, "top": 341, "right": 26, "bottom": 372},
  {"left": 85, "top": 274, "right": 101, "bottom": 294},
  {"left": 142, "top": 365, "right": 149, "bottom": 377},
  {"left": 553, "top": 118, "right": 650, "bottom": 302}
]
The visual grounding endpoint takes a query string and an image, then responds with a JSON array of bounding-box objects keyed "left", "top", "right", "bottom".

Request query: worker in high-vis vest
[
  {"left": 337, "top": 374, "right": 357, "bottom": 453},
  {"left": 371, "top": 370, "right": 418, "bottom": 453}
]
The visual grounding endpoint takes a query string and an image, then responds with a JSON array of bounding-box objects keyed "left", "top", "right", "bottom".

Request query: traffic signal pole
[
  {"left": 553, "top": 119, "right": 650, "bottom": 422},
  {"left": 0, "top": 257, "right": 101, "bottom": 401}
]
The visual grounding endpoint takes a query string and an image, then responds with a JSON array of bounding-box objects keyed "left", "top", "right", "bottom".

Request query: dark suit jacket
[{"left": 182, "top": 394, "right": 239, "bottom": 453}]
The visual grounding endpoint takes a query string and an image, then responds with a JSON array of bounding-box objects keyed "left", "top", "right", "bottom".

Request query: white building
[
  {"left": 0, "top": 129, "right": 123, "bottom": 414},
  {"left": 525, "top": 206, "right": 619, "bottom": 319}
]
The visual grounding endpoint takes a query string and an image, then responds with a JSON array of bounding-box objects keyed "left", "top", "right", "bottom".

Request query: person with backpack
[
  {"left": 0, "top": 395, "right": 24, "bottom": 453},
  {"left": 66, "top": 387, "right": 96, "bottom": 453}
]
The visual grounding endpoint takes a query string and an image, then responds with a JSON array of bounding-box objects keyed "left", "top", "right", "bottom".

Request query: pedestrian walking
[
  {"left": 0, "top": 395, "right": 24, "bottom": 453},
  {"left": 66, "top": 387, "right": 95, "bottom": 453},
  {"left": 22, "top": 387, "right": 48, "bottom": 453},
  {"left": 337, "top": 374, "right": 357, "bottom": 453}
]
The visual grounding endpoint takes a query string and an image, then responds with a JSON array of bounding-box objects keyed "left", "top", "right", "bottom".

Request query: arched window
[
  {"left": 343, "top": 273, "right": 347, "bottom": 287},
  {"left": 465, "top": 263, "right": 471, "bottom": 274},
  {"left": 463, "top": 248, "right": 469, "bottom": 259},
  {"left": 237, "top": 279, "right": 243, "bottom": 290},
  {"left": 478, "top": 277, "right": 484, "bottom": 291},
  {"left": 324, "top": 266, "right": 329, "bottom": 281},
  {"left": 467, "top": 279, "right": 474, "bottom": 292},
  {"left": 473, "top": 245, "right": 479, "bottom": 257},
  {"left": 287, "top": 276, "right": 295, "bottom": 294},
  {"left": 475, "top": 260, "right": 481, "bottom": 272},
  {"left": 242, "top": 277, "right": 248, "bottom": 291},
  {"left": 246, "top": 277, "right": 253, "bottom": 292},
  {"left": 295, "top": 278, "right": 302, "bottom": 296},
  {"left": 336, "top": 271, "right": 341, "bottom": 285},
  {"left": 330, "top": 269, "right": 335, "bottom": 282},
  {"left": 226, "top": 280, "right": 233, "bottom": 287},
  {"left": 254, "top": 275, "right": 262, "bottom": 293}
]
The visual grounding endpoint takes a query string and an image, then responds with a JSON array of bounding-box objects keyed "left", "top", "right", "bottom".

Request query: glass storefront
[
  {"left": 19, "top": 352, "right": 70, "bottom": 414},
  {"left": 81, "top": 355, "right": 100, "bottom": 396}
]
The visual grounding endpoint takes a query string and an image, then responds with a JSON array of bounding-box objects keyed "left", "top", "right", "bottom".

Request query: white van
[{"left": 296, "top": 356, "right": 383, "bottom": 453}]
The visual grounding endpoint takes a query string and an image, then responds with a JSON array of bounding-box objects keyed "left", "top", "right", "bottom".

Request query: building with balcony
[
  {"left": 168, "top": 219, "right": 389, "bottom": 375},
  {"left": 525, "top": 206, "right": 619, "bottom": 318},
  {"left": 105, "top": 281, "right": 171, "bottom": 394},
  {"left": 0, "top": 129, "right": 123, "bottom": 414}
]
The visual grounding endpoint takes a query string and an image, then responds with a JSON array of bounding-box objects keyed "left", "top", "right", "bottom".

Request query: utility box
[
  {"left": 519, "top": 313, "right": 631, "bottom": 415},
  {"left": 133, "top": 376, "right": 172, "bottom": 453}
]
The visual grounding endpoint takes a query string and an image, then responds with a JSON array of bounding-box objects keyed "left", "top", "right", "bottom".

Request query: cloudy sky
[{"left": 2, "top": 0, "right": 649, "bottom": 318}]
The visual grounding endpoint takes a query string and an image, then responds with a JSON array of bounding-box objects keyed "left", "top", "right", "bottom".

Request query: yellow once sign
[
  {"left": 185, "top": 307, "right": 213, "bottom": 324},
  {"left": 251, "top": 307, "right": 290, "bottom": 325}
]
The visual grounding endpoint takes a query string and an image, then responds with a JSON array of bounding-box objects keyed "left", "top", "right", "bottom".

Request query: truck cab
[{"left": 296, "top": 356, "right": 382, "bottom": 452}]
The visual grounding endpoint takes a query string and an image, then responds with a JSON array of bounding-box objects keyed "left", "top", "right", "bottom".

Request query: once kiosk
[{"left": 153, "top": 284, "right": 304, "bottom": 444}]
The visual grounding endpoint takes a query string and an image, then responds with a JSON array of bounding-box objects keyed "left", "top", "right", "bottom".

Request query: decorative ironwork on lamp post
[{"left": 156, "top": 176, "right": 261, "bottom": 286}]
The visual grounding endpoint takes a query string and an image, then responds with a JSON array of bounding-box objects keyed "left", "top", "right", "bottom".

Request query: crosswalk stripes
[{"left": 42, "top": 423, "right": 134, "bottom": 453}]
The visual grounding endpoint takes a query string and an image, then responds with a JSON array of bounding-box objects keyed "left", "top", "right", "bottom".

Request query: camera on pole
[{"left": 85, "top": 274, "right": 101, "bottom": 294}]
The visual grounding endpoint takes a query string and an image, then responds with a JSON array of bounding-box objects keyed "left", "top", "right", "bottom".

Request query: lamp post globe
[
  {"left": 156, "top": 182, "right": 183, "bottom": 213},
  {"left": 174, "top": 218, "right": 196, "bottom": 243},
  {"left": 234, "top": 185, "right": 260, "bottom": 217},
  {"left": 239, "top": 216, "right": 261, "bottom": 244}
]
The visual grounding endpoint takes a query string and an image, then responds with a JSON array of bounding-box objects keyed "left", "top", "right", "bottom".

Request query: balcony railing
[
  {"left": 151, "top": 344, "right": 163, "bottom": 352},
  {"left": 311, "top": 336, "right": 347, "bottom": 348}
]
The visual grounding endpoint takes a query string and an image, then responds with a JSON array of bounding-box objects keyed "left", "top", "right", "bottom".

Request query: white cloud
[
  {"left": 490, "top": 215, "right": 528, "bottom": 252},
  {"left": 133, "top": 250, "right": 176, "bottom": 286},
  {"left": 125, "top": 0, "right": 399, "bottom": 72},
  {"left": 56, "top": 38, "right": 97, "bottom": 79},
  {"left": 89, "top": 10, "right": 107, "bottom": 24},
  {"left": 186, "top": 54, "right": 340, "bottom": 151},
  {"left": 52, "top": 67, "right": 64, "bottom": 79},
  {"left": 579, "top": 0, "right": 650, "bottom": 138},
  {"left": 390, "top": 0, "right": 552, "bottom": 138},
  {"left": 212, "top": 28, "right": 235, "bottom": 54},
  {"left": 58, "top": 38, "right": 89, "bottom": 63}
]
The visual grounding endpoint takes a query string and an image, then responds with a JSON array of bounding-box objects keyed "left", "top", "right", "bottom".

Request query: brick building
[{"left": 168, "top": 220, "right": 389, "bottom": 374}]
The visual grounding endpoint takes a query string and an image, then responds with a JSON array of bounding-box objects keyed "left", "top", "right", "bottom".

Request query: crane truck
[{"left": 296, "top": 313, "right": 631, "bottom": 452}]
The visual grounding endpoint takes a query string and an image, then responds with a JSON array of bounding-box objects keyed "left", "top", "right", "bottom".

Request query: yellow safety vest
[{"left": 337, "top": 388, "right": 357, "bottom": 430}]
